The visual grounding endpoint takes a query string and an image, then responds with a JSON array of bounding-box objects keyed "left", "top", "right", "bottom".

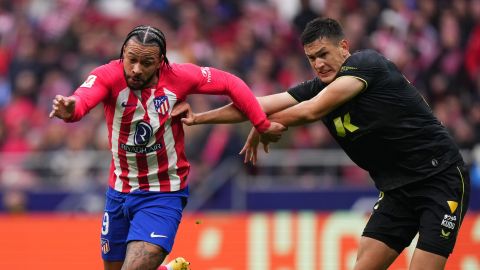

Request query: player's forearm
[
  {"left": 268, "top": 99, "right": 324, "bottom": 127},
  {"left": 257, "top": 93, "right": 298, "bottom": 115},
  {"left": 270, "top": 77, "right": 365, "bottom": 126},
  {"left": 68, "top": 77, "right": 109, "bottom": 122},
  {"left": 194, "top": 103, "right": 248, "bottom": 124},
  {"left": 221, "top": 72, "right": 270, "bottom": 132},
  {"left": 193, "top": 93, "right": 297, "bottom": 124}
]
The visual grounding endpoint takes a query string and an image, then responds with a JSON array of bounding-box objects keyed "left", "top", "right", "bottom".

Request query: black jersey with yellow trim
[{"left": 287, "top": 49, "right": 462, "bottom": 191}]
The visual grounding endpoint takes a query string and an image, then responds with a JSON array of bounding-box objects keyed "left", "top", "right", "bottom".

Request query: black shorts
[{"left": 362, "top": 163, "right": 470, "bottom": 258}]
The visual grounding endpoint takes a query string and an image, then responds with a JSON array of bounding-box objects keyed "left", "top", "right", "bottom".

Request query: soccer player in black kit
[{"left": 171, "top": 18, "right": 470, "bottom": 269}]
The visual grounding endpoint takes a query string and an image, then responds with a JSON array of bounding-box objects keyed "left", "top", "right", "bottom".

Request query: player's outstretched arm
[
  {"left": 170, "top": 101, "right": 244, "bottom": 125},
  {"left": 269, "top": 76, "right": 364, "bottom": 127},
  {"left": 171, "top": 92, "right": 299, "bottom": 125},
  {"left": 172, "top": 100, "right": 285, "bottom": 165},
  {"left": 49, "top": 95, "right": 76, "bottom": 121}
]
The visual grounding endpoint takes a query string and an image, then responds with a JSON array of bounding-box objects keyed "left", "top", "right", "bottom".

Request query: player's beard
[{"left": 124, "top": 70, "right": 157, "bottom": 90}]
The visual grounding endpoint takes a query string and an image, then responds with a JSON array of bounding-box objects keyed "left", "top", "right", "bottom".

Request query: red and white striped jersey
[{"left": 68, "top": 60, "right": 270, "bottom": 193}]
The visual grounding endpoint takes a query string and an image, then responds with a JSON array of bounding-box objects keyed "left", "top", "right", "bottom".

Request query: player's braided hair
[
  {"left": 301, "top": 18, "right": 345, "bottom": 46},
  {"left": 120, "top": 25, "right": 171, "bottom": 69}
]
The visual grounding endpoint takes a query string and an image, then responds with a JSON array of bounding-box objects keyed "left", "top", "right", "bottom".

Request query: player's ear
[
  {"left": 158, "top": 55, "right": 164, "bottom": 67},
  {"left": 121, "top": 45, "right": 127, "bottom": 59},
  {"left": 340, "top": 39, "right": 349, "bottom": 57}
]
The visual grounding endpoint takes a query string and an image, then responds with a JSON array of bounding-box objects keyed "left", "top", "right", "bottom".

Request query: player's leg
[
  {"left": 123, "top": 190, "right": 189, "bottom": 270},
  {"left": 409, "top": 249, "right": 446, "bottom": 270},
  {"left": 354, "top": 236, "right": 399, "bottom": 270},
  {"left": 107, "top": 242, "right": 189, "bottom": 270},
  {"left": 122, "top": 241, "right": 167, "bottom": 269},
  {"left": 122, "top": 242, "right": 191, "bottom": 270},
  {"left": 354, "top": 190, "right": 419, "bottom": 270},
  {"left": 102, "top": 188, "right": 131, "bottom": 270},
  {"left": 409, "top": 163, "right": 470, "bottom": 270}
]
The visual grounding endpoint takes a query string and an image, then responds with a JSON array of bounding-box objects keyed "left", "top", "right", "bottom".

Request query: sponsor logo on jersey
[
  {"left": 154, "top": 96, "right": 170, "bottom": 115},
  {"left": 134, "top": 121, "right": 153, "bottom": 146},
  {"left": 201, "top": 67, "right": 212, "bottom": 82},
  {"left": 101, "top": 238, "right": 110, "bottom": 254},
  {"left": 340, "top": 66, "right": 357, "bottom": 72},
  {"left": 120, "top": 143, "right": 162, "bottom": 154},
  {"left": 80, "top": 75, "right": 97, "bottom": 88},
  {"left": 333, "top": 112, "right": 359, "bottom": 137}
]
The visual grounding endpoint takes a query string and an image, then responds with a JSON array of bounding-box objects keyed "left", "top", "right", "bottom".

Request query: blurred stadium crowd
[{"left": 0, "top": 0, "right": 480, "bottom": 205}]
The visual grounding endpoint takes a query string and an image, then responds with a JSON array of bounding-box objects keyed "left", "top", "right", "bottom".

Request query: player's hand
[
  {"left": 49, "top": 95, "right": 76, "bottom": 120},
  {"left": 239, "top": 127, "right": 262, "bottom": 164},
  {"left": 239, "top": 122, "right": 286, "bottom": 164},
  {"left": 171, "top": 101, "right": 197, "bottom": 125},
  {"left": 260, "top": 121, "right": 286, "bottom": 143}
]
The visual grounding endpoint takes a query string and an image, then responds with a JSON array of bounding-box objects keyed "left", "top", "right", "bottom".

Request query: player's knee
[
  {"left": 354, "top": 237, "right": 399, "bottom": 270},
  {"left": 123, "top": 241, "right": 167, "bottom": 270}
]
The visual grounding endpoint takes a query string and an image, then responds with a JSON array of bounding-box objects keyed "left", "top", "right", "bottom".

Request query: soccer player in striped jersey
[{"left": 49, "top": 25, "right": 285, "bottom": 270}]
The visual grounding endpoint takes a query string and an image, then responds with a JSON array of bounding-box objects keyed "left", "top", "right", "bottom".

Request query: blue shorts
[{"left": 100, "top": 187, "right": 189, "bottom": 261}]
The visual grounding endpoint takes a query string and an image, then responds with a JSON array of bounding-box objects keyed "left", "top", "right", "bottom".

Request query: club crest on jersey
[
  {"left": 154, "top": 96, "right": 170, "bottom": 115},
  {"left": 134, "top": 121, "right": 153, "bottom": 146}
]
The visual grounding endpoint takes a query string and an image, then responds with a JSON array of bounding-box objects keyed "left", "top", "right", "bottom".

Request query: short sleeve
[
  {"left": 337, "top": 50, "right": 387, "bottom": 91},
  {"left": 287, "top": 77, "right": 326, "bottom": 102}
]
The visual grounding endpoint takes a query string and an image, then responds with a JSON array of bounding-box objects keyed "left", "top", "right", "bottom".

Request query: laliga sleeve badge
[{"left": 81, "top": 75, "right": 97, "bottom": 88}]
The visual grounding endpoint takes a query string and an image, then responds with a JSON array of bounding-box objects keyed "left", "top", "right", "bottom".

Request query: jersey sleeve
[
  {"left": 67, "top": 64, "right": 112, "bottom": 122},
  {"left": 287, "top": 77, "right": 325, "bottom": 102},
  {"left": 180, "top": 64, "right": 271, "bottom": 133},
  {"left": 336, "top": 50, "right": 386, "bottom": 91}
]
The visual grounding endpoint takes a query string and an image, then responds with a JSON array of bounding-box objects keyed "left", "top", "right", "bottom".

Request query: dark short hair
[
  {"left": 300, "top": 18, "right": 345, "bottom": 45},
  {"left": 120, "top": 25, "right": 171, "bottom": 68}
]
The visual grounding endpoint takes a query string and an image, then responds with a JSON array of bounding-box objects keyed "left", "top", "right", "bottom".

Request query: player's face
[
  {"left": 304, "top": 37, "right": 350, "bottom": 84},
  {"left": 123, "top": 40, "right": 162, "bottom": 90}
]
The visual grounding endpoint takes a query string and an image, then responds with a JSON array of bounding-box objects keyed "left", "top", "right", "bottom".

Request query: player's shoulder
[
  {"left": 346, "top": 49, "right": 386, "bottom": 67},
  {"left": 78, "top": 60, "right": 123, "bottom": 89},
  {"left": 297, "top": 77, "right": 324, "bottom": 89},
  {"left": 91, "top": 59, "right": 123, "bottom": 80},
  {"left": 350, "top": 49, "right": 383, "bottom": 60},
  {"left": 168, "top": 62, "right": 200, "bottom": 73},
  {"left": 288, "top": 77, "right": 326, "bottom": 101},
  {"left": 163, "top": 62, "right": 209, "bottom": 82}
]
